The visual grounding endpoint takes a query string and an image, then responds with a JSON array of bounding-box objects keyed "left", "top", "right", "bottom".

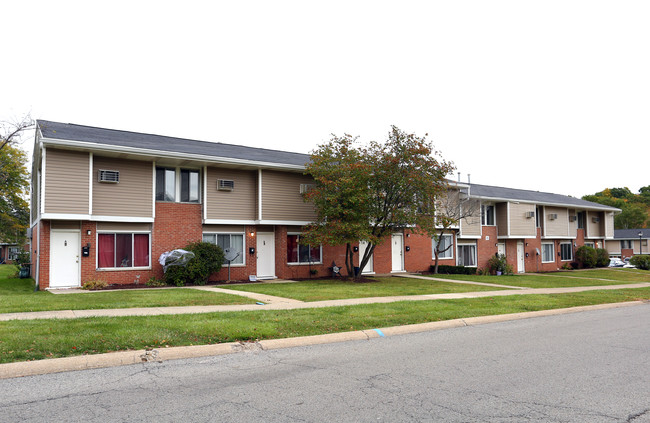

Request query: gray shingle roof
[
  {"left": 614, "top": 228, "right": 650, "bottom": 239},
  {"left": 469, "top": 183, "right": 620, "bottom": 211},
  {"left": 37, "top": 120, "right": 310, "bottom": 168}
]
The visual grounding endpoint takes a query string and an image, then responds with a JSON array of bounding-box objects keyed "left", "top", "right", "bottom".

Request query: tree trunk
[
  {"left": 344, "top": 243, "right": 355, "bottom": 277},
  {"left": 356, "top": 243, "right": 376, "bottom": 281}
]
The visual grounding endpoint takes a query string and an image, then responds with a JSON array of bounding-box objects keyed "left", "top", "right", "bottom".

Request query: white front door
[
  {"left": 516, "top": 242, "right": 525, "bottom": 273},
  {"left": 256, "top": 233, "right": 275, "bottom": 279},
  {"left": 391, "top": 234, "right": 404, "bottom": 272},
  {"left": 359, "top": 240, "right": 374, "bottom": 274},
  {"left": 50, "top": 230, "right": 81, "bottom": 288}
]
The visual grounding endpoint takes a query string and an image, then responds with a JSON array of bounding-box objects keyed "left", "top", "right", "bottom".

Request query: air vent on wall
[
  {"left": 99, "top": 170, "right": 119, "bottom": 183},
  {"left": 592, "top": 217, "right": 600, "bottom": 223},
  {"left": 569, "top": 215, "right": 577, "bottom": 222},
  {"left": 549, "top": 213, "right": 558, "bottom": 220},
  {"left": 525, "top": 211, "right": 535, "bottom": 218},
  {"left": 218, "top": 179, "right": 234, "bottom": 191}
]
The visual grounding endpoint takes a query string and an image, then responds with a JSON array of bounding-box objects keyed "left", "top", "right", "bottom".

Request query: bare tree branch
[{"left": 0, "top": 114, "right": 34, "bottom": 150}]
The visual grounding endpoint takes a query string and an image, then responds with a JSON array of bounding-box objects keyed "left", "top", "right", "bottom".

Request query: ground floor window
[
  {"left": 8, "top": 247, "right": 19, "bottom": 261},
  {"left": 98, "top": 233, "right": 150, "bottom": 268},
  {"left": 585, "top": 242, "right": 595, "bottom": 248},
  {"left": 542, "top": 243, "right": 554, "bottom": 263},
  {"left": 287, "top": 234, "right": 321, "bottom": 264},
  {"left": 457, "top": 243, "right": 476, "bottom": 267},
  {"left": 560, "top": 243, "right": 572, "bottom": 261},
  {"left": 203, "top": 233, "right": 244, "bottom": 264},
  {"left": 433, "top": 234, "right": 453, "bottom": 259}
]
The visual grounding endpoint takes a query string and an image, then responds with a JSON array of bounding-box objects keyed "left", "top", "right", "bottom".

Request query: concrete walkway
[{"left": 1, "top": 282, "right": 648, "bottom": 321}]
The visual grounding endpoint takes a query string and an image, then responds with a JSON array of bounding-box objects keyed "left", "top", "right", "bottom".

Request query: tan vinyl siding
[
  {"left": 44, "top": 148, "right": 89, "bottom": 214},
  {"left": 544, "top": 207, "right": 569, "bottom": 237},
  {"left": 261, "top": 171, "right": 316, "bottom": 222},
  {"left": 202, "top": 225, "right": 245, "bottom": 233},
  {"left": 460, "top": 199, "right": 481, "bottom": 237},
  {"left": 509, "top": 203, "right": 536, "bottom": 237},
  {"left": 605, "top": 240, "right": 620, "bottom": 254},
  {"left": 206, "top": 168, "right": 257, "bottom": 221},
  {"left": 97, "top": 222, "right": 152, "bottom": 232},
  {"left": 93, "top": 156, "right": 153, "bottom": 218},
  {"left": 568, "top": 209, "right": 577, "bottom": 234},
  {"left": 604, "top": 212, "right": 614, "bottom": 238},
  {"left": 496, "top": 202, "right": 507, "bottom": 236},
  {"left": 586, "top": 211, "right": 603, "bottom": 238}
]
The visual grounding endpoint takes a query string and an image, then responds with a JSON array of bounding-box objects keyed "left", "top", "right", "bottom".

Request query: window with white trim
[
  {"left": 98, "top": 233, "right": 151, "bottom": 269},
  {"left": 156, "top": 167, "right": 200, "bottom": 203},
  {"left": 481, "top": 205, "right": 495, "bottom": 226},
  {"left": 433, "top": 234, "right": 453, "bottom": 259},
  {"left": 203, "top": 233, "right": 244, "bottom": 265},
  {"left": 541, "top": 243, "right": 554, "bottom": 263},
  {"left": 620, "top": 240, "right": 632, "bottom": 249},
  {"left": 8, "top": 247, "right": 19, "bottom": 261},
  {"left": 287, "top": 234, "right": 322, "bottom": 264},
  {"left": 585, "top": 242, "right": 595, "bottom": 248},
  {"left": 457, "top": 243, "right": 476, "bottom": 267},
  {"left": 560, "top": 243, "right": 572, "bottom": 261}
]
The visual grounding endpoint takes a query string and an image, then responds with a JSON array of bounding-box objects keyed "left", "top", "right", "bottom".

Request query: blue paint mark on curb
[
  {"left": 256, "top": 302, "right": 265, "bottom": 305},
  {"left": 373, "top": 329, "right": 385, "bottom": 337}
]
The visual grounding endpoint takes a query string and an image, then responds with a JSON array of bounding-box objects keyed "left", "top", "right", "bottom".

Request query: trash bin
[
  {"left": 19, "top": 264, "right": 31, "bottom": 278},
  {"left": 354, "top": 266, "right": 360, "bottom": 276}
]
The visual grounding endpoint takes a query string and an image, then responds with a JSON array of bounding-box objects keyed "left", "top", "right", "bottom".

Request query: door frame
[
  {"left": 391, "top": 233, "right": 405, "bottom": 272},
  {"left": 516, "top": 241, "right": 525, "bottom": 273},
  {"left": 359, "top": 240, "right": 374, "bottom": 274},
  {"left": 256, "top": 232, "right": 276, "bottom": 279},
  {"left": 49, "top": 229, "right": 81, "bottom": 288}
]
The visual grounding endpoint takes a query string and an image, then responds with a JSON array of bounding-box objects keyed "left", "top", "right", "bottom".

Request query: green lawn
[
  {"left": 221, "top": 276, "right": 509, "bottom": 301},
  {"left": 428, "top": 269, "right": 650, "bottom": 288},
  {"left": 2, "top": 286, "right": 649, "bottom": 364},
  {"left": 0, "top": 265, "right": 256, "bottom": 313}
]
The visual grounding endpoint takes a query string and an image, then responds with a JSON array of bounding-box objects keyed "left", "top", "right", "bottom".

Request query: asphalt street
[{"left": 1, "top": 304, "right": 649, "bottom": 422}]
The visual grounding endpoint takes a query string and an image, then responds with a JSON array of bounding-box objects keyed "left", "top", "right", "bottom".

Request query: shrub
[
  {"left": 630, "top": 255, "right": 650, "bottom": 270},
  {"left": 14, "top": 250, "right": 31, "bottom": 267},
  {"left": 146, "top": 277, "right": 167, "bottom": 287},
  {"left": 82, "top": 279, "right": 108, "bottom": 290},
  {"left": 487, "top": 254, "right": 508, "bottom": 275},
  {"left": 561, "top": 262, "right": 572, "bottom": 270},
  {"left": 575, "top": 246, "right": 597, "bottom": 269},
  {"left": 429, "top": 265, "right": 477, "bottom": 275},
  {"left": 595, "top": 248, "right": 610, "bottom": 268},
  {"left": 164, "top": 242, "right": 224, "bottom": 286}
]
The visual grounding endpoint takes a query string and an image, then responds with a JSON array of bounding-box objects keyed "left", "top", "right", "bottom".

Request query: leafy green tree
[
  {"left": 303, "top": 126, "right": 454, "bottom": 280},
  {"left": 0, "top": 144, "right": 30, "bottom": 244},
  {"left": 615, "top": 203, "right": 647, "bottom": 229}
]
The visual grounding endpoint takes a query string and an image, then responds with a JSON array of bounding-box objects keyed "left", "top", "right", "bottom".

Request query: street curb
[{"left": 0, "top": 300, "right": 645, "bottom": 380}]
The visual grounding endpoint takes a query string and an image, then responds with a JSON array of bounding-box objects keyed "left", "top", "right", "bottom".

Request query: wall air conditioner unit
[
  {"left": 592, "top": 217, "right": 600, "bottom": 223},
  {"left": 569, "top": 215, "right": 577, "bottom": 222},
  {"left": 217, "top": 179, "right": 234, "bottom": 191},
  {"left": 549, "top": 213, "right": 558, "bottom": 220},
  {"left": 98, "top": 170, "right": 119, "bottom": 183},
  {"left": 300, "top": 184, "right": 315, "bottom": 194},
  {"left": 524, "top": 211, "right": 535, "bottom": 218}
]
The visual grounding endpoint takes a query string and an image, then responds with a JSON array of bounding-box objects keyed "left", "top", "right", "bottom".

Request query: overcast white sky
[{"left": 4, "top": 1, "right": 648, "bottom": 198}]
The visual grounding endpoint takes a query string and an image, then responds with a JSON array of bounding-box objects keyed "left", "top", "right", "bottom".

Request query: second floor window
[
  {"left": 577, "top": 211, "right": 586, "bottom": 229},
  {"left": 621, "top": 240, "right": 632, "bottom": 249},
  {"left": 156, "top": 167, "right": 200, "bottom": 203},
  {"left": 481, "top": 205, "right": 495, "bottom": 226}
]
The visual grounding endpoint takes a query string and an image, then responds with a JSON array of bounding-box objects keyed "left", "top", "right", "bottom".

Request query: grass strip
[
  {"left": 428, "top": 272, "right": 649, "bottom": 288},
  {"left": 0, "top": 266, "right": 256, "bottom": 313},
  {"left": 2, "top": 287, "right": 649, "bottom": 364},
  {"left": 221, "top": 276, "right": 507, "bottom": 301}
]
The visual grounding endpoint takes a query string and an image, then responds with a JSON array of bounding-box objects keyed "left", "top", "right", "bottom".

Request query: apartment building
[
  {"left": 605, "top": 228, "right": 650, "bottom": 259},
  {"left": 29, "top": 120, "right": 619, "bottom": 289}
]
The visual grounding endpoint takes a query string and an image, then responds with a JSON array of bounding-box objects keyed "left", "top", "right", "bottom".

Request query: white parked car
[{"left": 609, "top": 258, "right": 625, "bottom": 267}]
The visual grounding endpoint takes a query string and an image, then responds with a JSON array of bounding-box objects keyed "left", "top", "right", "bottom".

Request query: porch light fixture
[
  {"left": 86, "top": 230, "right": 92, "bottom": 235},
  {"left": 250, "top": 230, "right": 255, "bottom": 237}
]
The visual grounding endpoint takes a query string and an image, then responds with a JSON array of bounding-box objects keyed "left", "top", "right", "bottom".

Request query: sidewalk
[{"left": 2, "top": 282, "right": 648, "bottom": 321}]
